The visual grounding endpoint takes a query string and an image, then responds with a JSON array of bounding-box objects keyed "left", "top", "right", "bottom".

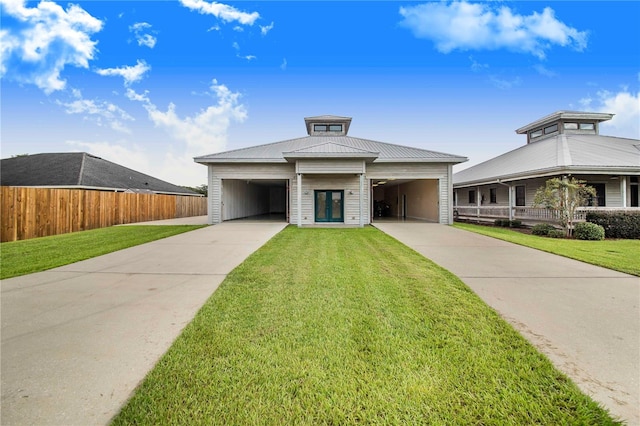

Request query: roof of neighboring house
[
  {"left": 515, "top": 111, "right": 614, "bottom": 134},
  {"left": 195, "top": 135, "right": 467, "bottom": 164},
  {"left": 453, "top": 134, "right": 640, "bottom": 187},
  {"left": 1, "top": 152, "right": 198, "bottom": 195}
]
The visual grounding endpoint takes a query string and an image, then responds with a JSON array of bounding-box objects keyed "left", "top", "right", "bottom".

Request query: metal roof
[
  {"left": 195, "top": 135, "right": 467, "bottom": 164},
  {"left": 1, "top": 153, "right": 198, "bottom": 195},
  {"left": 515, "top": 111, "right": 614, "bottom": 134},
  {"left": 453, "top": 134, "right": 640, "bottom": 187},
  {"left": 283, "top": 142, "right": 379, "bottom": 161}
]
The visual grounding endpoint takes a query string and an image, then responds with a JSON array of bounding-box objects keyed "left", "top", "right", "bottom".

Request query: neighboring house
[
  {"left": 453, "top": 111, "right": 640, "bottom": 224},
  {"left": 1, "top": 152, "right": 198, "bottom": 196},
  {"left": 194, "top": 115, "right": 467, "bottom": 226}
]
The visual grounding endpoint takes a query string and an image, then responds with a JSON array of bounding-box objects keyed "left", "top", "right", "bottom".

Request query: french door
[{"left": 315, "top": 190, "right": 344, "bottom": 222}]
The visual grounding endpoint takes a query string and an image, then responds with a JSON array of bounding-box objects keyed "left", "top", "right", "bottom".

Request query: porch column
[
  {"left": 476, "top": 186, "right": 481, "bottom": 218},
  {"left": 297, "top": 173, "right": 302, "bottom": 227},
  {"left": 359, "top": 173, "right": 365, "bottom": 227},
  {"left": 621, "top": 177, "right": 628, "bottom": 208},
  {"left": 508, "top": 185, "right": 513, "bottom": 221}
]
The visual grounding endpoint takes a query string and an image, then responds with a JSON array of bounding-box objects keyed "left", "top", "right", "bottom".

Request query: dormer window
[
  {"left": 579, "top": 123, "right": 595, "bottom": 130},
  {"left": 544, "top": 124, "right": 558, "bottom": 134}
]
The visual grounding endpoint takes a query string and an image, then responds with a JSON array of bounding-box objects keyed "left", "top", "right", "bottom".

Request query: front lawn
[
  {"left": 454, "top": 222, "right": 640, "bottom": 276},
  {"left": 112, "top": 226, "right": 618, "bottom": 425},
  {"left": 0, "top": 225, "right": 206, "bottom": 280}
]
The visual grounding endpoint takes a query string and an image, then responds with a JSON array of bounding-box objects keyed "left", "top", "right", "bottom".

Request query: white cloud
[
  {"left": 56, "top": 94, "right": 134, "bottom": 133},
  {"left": 96, "top": 60, "right": 151, "bottom": 86},
  {"left": 489, "top": 75, "right": 521, "bottom": 90},
  {"left": 260, "top": 21, "right": 274, "bottom": 36},
  {"left": 280, "top": 58, "right": 287, "bottom": 71},
  {"left": 469, "top": 56, "right": 488, "bottom": 72},
  {"left": 232, "top": 41, "right": 240, "bottom": 50},
  {"left": 533, "top": 64, "right": 556, "bottom": 77},
  {"left": 128, "top": 79, "right": 247, "bottom": 155},
  {"left": 129, "top": 22, "right": 157, "bottom": 48},
  {"left": 179, "top": 0, "right": 259, "bottom": 25},
  {"left": 0, "top": 0, "right": 103, "bottom": 93},
  {"left": 582, "top": 89, "right": 640, "bottom": 139},
  {"left": 233, "top": 26, "right": 244, "bottom": 32},
  {"left": 399, "top": 2, "right": 587, "bottom": 60}
]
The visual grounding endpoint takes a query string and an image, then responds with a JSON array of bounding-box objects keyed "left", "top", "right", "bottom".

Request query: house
[
  {"left": 1, "top": 152, "right": 198, "bottom": 196},
  {"left": 453, "top": 111, "right": 640, "bottom": 224},
  {"left": 194, "top": 115, "right": 467, "bottom": 226}
]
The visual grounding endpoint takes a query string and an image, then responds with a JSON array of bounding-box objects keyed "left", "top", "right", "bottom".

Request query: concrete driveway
[
  {"left": 1, "top": 222, "right": 286, "bottom": 426},
  {"left": 375, "top": 222, "right": 640, "bottom": 425}
]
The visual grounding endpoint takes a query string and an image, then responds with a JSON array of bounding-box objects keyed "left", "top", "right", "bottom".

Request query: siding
[
  {"left": 367, "top": 162, "right": 448, "bottom": 179},
  {"left": 297, "top": 160, "right": 365, "bottom": 174},
  {"left": 290, "top": 175, "right": 368, "bottom": 226},
  {"left": 210, "top": 163, "right": 295, "bottom": 179}
]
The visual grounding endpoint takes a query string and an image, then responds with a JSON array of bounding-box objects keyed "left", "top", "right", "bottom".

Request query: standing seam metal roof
[{"left": 194, "top": 135, "right": 467, "bottom": 163}]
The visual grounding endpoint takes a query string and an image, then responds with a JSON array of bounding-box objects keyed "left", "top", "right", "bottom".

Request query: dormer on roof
[
  {"left": 516, "top": 111, "right": 614, "bottom": 144},
  {"left": 304, "top": 115, "right": 352, "bottom": 136}
]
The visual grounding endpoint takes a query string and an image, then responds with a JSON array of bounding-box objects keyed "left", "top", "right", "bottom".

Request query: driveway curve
[{"left": 375, "top": 223, "right": 640, "bottom": 425}]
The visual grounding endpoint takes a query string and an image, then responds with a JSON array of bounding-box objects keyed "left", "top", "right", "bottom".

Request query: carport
[
  {"left": 371, "top": 178, "right": 440, "bottom": 222},
  {"left": 221, "top": 179, "right": 288, "bottom": 222}
]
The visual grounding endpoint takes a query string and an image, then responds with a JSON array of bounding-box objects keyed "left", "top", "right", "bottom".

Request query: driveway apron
[
  {"left": 1, "top": 222, "right": 286, "bottom": 426},
  {"left": 374, "top": 223, "right": 640, "bottom": 425}
]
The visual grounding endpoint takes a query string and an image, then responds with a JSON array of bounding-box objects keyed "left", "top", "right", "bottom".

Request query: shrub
[
  {"left": 494, "top": 219, "right": 510, "bottom": 227},
  {"left": 547, "top": 230, "right": 566, "bottom": 238},
  {"left": 532, "top": 223, "right": 555, "bottom": 236},
  {"left": 574, "top": 222, "right": 605, "bottom": 241},
  {"left": 509, "top": 220, "right": 523, "bottom": 228},
  {"left": 585, "top": 211, "right": 640, "bottom": 239}
]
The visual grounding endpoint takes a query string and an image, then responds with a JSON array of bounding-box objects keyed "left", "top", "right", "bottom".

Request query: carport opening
[
  {"left": 222, "top": 179, "right": 288, "bottom": 222},
  {"left": 371, "top": 179, "right": 439, "bottom": 223}
]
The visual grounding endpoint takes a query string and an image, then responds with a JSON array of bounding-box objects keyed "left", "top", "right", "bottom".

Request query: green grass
[
  {"left": 454, "top": 222, "right": 640, "bottom": 277},
  {"left": 112, "top": 226, "right": 619, "bottom": 425},
  {"left": 0, "top": 225, "right": 205, "bottom": 279}
]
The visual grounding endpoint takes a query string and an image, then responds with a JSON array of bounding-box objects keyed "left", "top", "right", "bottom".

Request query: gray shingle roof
[
  {"left": 1, "top": 153, "right": 198, "bottom": 195},
  {"left": 453, "top": 134, "right": 640, "bottom": 186},
  {"left": 195, "top": 135, "right": 467, "bottom": 164}
]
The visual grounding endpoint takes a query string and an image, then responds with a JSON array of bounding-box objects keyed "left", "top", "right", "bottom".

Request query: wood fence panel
[{"left": 0, "top": 187, "right": 207, "bottom": 242}]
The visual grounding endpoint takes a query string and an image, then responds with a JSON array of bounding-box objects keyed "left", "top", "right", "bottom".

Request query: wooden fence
[{"left": 1, "top": 187, "right": 207, "bottom": 242}]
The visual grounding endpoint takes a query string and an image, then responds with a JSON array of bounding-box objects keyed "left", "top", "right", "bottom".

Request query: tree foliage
[{"left": 533, "top": 177, "right": 597, "bottom": 236}]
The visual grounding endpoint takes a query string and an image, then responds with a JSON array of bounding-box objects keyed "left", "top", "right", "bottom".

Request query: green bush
[
  {"left": 585, "top": 211, "right": 640, "bottom": 239},
  {"left": 532, "top": 223, "right": 555, "bottom": 236},
  {"left": 547, "top": 230, "right": 566, "bottom": 239},
  {"left": 494, "top": 219, "right": 511, "bottom": 227},
  {"left": 509, "top": 220, "right": 523, "bottom": 228},
  {"left": 574, "top": 222, "right": 605, "bottom": 241}
]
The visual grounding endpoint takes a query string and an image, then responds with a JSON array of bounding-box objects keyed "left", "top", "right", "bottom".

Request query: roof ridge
[{"left": 77, "top": 152, "right": 88, "bottom": 185}]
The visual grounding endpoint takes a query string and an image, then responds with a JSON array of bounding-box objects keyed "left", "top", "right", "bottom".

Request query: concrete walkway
[
  {"left": 1, "top": 221, "right": 286, "bottom": 426},
  {"left": 374, "top": 223, "right": 640, "bottom": 425}
]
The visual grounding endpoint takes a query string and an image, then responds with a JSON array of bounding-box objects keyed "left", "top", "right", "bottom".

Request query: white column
[
  {"left": 359, "top": 173, "right": 364, "bottom": 227},
  {"left": 297, "top": 173, "right": 302, "bottom": 227},
  {"left": 621, "top": 176, "right": 627, "bottom": 208},
  {"left": 508, "top": 185, "right": 513, "bottom": 221}
]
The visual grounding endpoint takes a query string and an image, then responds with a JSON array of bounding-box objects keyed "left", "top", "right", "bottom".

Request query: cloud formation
[
  {"left": 0, "top": 0, "right": 103, "bottom": 93},
  {"left": 130, "top": 22, "right": 157, "bottom": 48},
  {"left": 128, "top": 79, "right": 247, "bottom": 155},
  {"left": 399, "top": 2, "right": 587, "bottom": 59},
  {"left": 96, "top": 60, "right": 151, "bottom": 86},
  {"left": 179, "top": 0, "right": 259, "bottom": 25},
  {"left": 581, "top": 89, "right": 640, "bottom": 139},
  {"left": 260, "top": 21, "right": 274, "bottom": 36},
  {"left": 57, "top": 92, "right": 134, "bottom": 133}
]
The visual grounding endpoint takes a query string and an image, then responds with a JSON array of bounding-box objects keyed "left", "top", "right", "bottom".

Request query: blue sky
[{"left": 2, "top": 0, "right": 639, "bottom": 186}]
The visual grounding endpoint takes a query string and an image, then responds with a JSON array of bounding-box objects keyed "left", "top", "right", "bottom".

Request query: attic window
[
  {"left": 530, "top": 129, "right": 543, "bottom": 139},
  {"left": 544, "top": 124, "right": 558, "bottom": 134},
  {"left": 314, "top": 124, "right": 343, "bottom": 132},
  {"left": 564, "top": 122, "right": 578, "bottom": 130},
  {"left": 579, "top": 123, "right": 595, "bottom": 130}
]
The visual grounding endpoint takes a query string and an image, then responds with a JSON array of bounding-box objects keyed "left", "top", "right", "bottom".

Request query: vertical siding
[{"left": 209, "top": 173, "right": 222, "bottom": 224}]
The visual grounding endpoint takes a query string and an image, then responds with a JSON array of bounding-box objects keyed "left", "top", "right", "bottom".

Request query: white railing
[{"left": 453, "top": 206, "right": 633, "bottom": 223}]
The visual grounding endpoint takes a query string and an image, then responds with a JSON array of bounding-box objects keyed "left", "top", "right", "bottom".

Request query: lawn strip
[
  {"left": 0, "top": 225, "right": 206, "bottom": 279},
  {"left": 112, "top": 226, "right": 618, "bottom": 425},
  {"left": 453, "top": 222, "right": 639, "bottom": 276}
]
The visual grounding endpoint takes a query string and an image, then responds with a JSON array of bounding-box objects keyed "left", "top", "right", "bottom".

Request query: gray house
[
  {"left": 453, "top": 111, "right": 640, "bottom": 224},
  {"left": 195, "top": 115, "right": 467, "bottom": 226}
]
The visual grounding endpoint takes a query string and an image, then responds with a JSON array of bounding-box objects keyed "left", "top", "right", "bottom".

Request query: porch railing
[{"left": 453, "top": 206, "right": 632, "bottom": 223}]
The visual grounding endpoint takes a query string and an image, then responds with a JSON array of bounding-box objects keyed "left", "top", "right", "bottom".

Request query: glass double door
[{"left": 315, "top": 190, "right": 344, "bottom": 222}]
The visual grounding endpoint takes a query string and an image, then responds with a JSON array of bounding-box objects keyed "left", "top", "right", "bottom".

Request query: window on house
[
  {"left": 530, "top": 129, "right": 543, "bottom": 139},
  {"left": 490, "top": 188, "right": 497, "bottom": 204},
  {"left": 564, "top": 122, "right": 578, "bottom": 130},
  {"left": 515, "top": 185, "right": 525, "bottom": 206},
  {"left": 544, "top": 124, "right": 558, "bottom": 134},
  {"left": 468, "top": 190, "right": 476, "bottom": 204},
  {"left": 328, "top": 124, "right": 342, "bottom": 132},
  {"left": 579, "top": 123, "right": 595, "bottom": 130},
  {"left": 588, "top": 183, "right": 606, "bottom": 207},
  {"left": 314, "top": 124, "right": 327, "bottom": 132}
]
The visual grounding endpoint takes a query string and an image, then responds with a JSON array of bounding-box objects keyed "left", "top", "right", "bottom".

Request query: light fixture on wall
[
  {"left": 304, "top": 191, "right": 309, "bottom": 195},
  {"left": 349, "top": 190, "right": 354, "bottom": 195}
]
